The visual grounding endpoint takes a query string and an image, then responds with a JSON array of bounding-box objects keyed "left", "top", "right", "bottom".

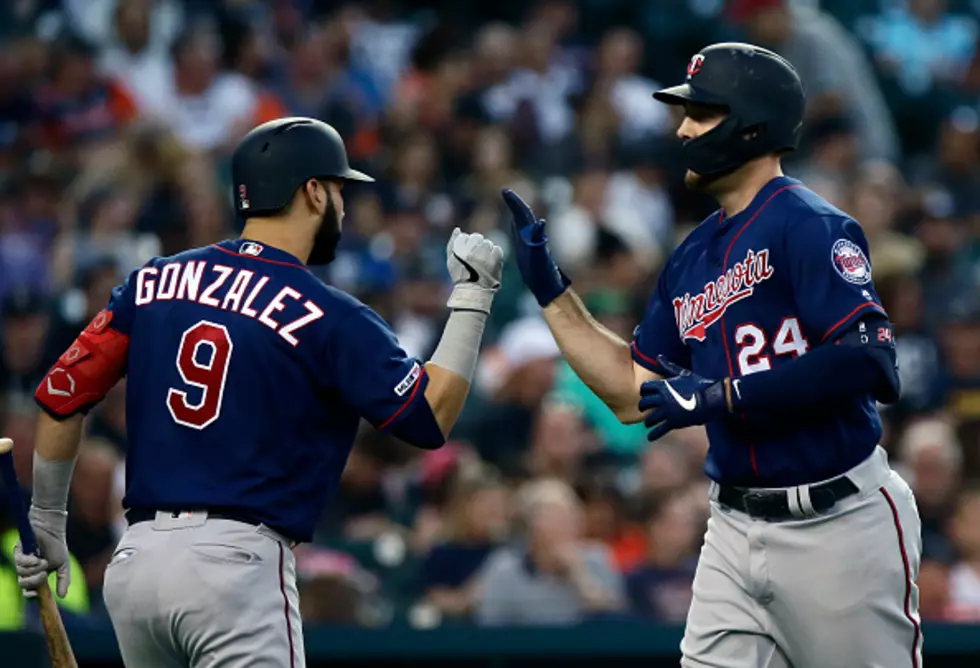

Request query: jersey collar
[
  {"left": 215, "top": 238, "right": 308, "bottom": 268},
  {"left": 718, "top": 175, "right": 802, "bottom": 229}
]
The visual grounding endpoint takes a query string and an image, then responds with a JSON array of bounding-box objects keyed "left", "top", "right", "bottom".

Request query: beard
[{"left": 307, "top": 196, "right": 342, "bottom": 265}]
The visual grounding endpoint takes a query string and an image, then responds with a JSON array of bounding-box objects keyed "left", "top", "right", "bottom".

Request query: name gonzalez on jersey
[
  {"left": 133, "top": 261, "right": 324, "bottom": 347},
  {"left": 673, "top": 248, "right": 775, "bottom": 343}
]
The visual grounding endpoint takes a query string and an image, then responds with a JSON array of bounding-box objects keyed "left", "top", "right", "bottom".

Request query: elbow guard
[
  {"left": 35, "top": 310, "right": 130, "bottom": 419},
  {"left": 835, "top": 317, "right": 900, "bottom": 404}
]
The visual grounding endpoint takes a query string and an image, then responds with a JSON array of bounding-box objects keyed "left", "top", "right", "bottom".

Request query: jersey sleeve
[
  {"left": 34, "top": 269, "right": 137, "bottom": 418},
  {"left": 784, "top": 214, "right": 887, "bottom": 344},
  {"left": 631, "top": 268, "right": 690, "bottom": 373},
  {"left": 327, "top": 305, "right": 428, "bottom": 431}
]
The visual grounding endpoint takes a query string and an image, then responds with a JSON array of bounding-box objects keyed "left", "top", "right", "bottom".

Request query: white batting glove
[
  {"left": 445, "top": 227, "right": 503, "bottom": 314},
  {"left": 13, "top": 505, "right": 70, "bottom": 598}
]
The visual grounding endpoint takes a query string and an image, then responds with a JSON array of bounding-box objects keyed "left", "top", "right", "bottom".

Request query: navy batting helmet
[
  {"left": 231, "top": 117, "right": 374, "bottom": 217},
  {"left": 653, "top": 42, "right": 805, "bottom": 177}
]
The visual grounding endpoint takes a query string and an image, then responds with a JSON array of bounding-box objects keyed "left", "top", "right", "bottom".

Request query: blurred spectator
[
  {"left": 625, "top": 493, "right": 699, "bottom": 623},
  {"left": 864, "top": 0, "right": 977, "bottom": 99},
  {"left": 878, "top": 273, "right": 947, "bottom": 420},
  {"left": 294, "top": 545, "right": 384, "bottom": 626},
  {"left": 579, "top": 481, "right": 647, "bottom": 573},
  {"left": 35, "top": 31, "right": 138, "bottom": 157},
  {"left": 793, "top": 113, "right": 859, "bottom": 209},
  {"left": 949, "top": 484, "right": 980, "bottom": 621},
  {"left": 417, "top": 469, "right": 509, "bottom": 622},
  {"left": 96, "top": 0, "right": 181, "bottom": 112},
  {"left": 638, "top": 443, "right": 694, "bottom": 503},
  {"left": 592, "top": 28, "right": 669, "bottom": 144},
  {"left": 898, "top": 417, "right": 963, "bottom": 556},
  {"left": 730, "top": 0, "right": 899, "bottom": 161},
  {"left": 476, "top": 479, "right": 625, "bottom": 625},
  {"left": 138, "top": 19, "right": 263, "bottom": 153},
  {"left": 845, "top": 161, "right": 924, "bottom": 282},
  {"left": 0, "top": 288, "right": 54, "bottom": 402}
]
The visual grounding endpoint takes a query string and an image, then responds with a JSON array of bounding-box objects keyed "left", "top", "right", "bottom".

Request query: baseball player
[
  {"left": 12, "top": 117, "right": 503, "bottom": 667},
  {"left": 503, "top": 43, "right": 922, "bottom": 667}
]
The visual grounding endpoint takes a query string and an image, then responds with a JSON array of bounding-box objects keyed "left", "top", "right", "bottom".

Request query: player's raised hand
[
  {"left": 445, "top": 227, "right": 503, "bottom": 314},
  {"left": 501, "top": 188, "right": 570, "bottom": 307},
  {"left": 639, "top": 356, "right": 730, "bottom": 441},
  {"left": 13, "top": 505, "right": 70, "bottom": 598}
]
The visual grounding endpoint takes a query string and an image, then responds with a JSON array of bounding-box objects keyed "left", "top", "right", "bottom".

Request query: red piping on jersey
[
  {"left": 278, "top": 543, "right": 296, "bottom": 668},
  {"left": 718, "top": 184, "right": 806, "bottom": 477},
  {"left": 821, "top": 302, "right": 886, "bottom": 342},
  {"left": 879, "top": 487, "right": 921, "bottom": 668},
  {"left": 211, "top": 243, "right": 306, "bottom": 268},
  {"left": 629, "top": 340, "right": 662, "bottom": 371},
  {"left": 377, "top": 367, "right": 427, "bottom": 431}
]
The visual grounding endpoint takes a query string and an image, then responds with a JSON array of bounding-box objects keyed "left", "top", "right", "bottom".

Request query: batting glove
[
  {"left": 445, "top": 227, "right": 503, "bottom": 314},
  {"left": 502, "top": 189, "right": 571, "bottom": 307},
  {"left": 13, "top": 505, "right": 70, "bottom": 598},
  {"left": 640, "top": 356, "right": 730, "bottom": 441}
]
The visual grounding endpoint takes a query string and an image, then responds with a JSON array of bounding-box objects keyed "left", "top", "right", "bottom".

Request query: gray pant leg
[{"left": 103, "top": 513, "right": 304, "bottom": 668}]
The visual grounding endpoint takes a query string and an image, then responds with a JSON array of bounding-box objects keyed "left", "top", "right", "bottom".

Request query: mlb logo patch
[
  {"left": 831, "top": 238, "right": 871, "bottom": 284},
  {"left": 240, "top": 242, "right": 264, "bottom": 256},
  {"left": 394, "top": 362, "right": 421, "bottom": 397}
]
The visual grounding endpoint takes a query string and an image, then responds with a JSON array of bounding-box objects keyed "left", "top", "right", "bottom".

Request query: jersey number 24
[
  {"left": 735, "top": 317, "right": 809, "bottom": 376},
  {"left": 167, "top": 320, "right": 233, "bottom": 429}
]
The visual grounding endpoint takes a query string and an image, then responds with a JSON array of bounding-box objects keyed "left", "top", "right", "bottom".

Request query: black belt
[
  {"left": 717, "top": 475, "right": 859, "bottom": 521},
  {"left": 126, "top": 508, "right": 298, "bottom": 544}
]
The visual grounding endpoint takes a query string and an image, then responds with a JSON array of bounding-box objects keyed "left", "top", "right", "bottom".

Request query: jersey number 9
[{"left": 167, "top": 320, "right": 234, "bottom": 429}]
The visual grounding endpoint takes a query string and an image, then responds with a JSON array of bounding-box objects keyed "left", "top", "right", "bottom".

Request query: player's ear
[{"left": 301, "top": 179, "right": 327, "bottom": 215}]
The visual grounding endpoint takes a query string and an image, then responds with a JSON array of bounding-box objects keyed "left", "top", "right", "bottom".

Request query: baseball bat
[{"left": 0, "top": 438, "right": 78, "bottom": 668}]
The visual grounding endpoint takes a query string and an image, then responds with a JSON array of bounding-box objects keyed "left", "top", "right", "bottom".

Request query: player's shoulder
[{"left": 771, "top": 178, "right": 854, "bottom": 227}]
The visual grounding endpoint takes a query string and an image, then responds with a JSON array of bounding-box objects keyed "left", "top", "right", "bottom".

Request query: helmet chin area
[{"left": 680, "top": 114, "right": 752, "bottom": 178}]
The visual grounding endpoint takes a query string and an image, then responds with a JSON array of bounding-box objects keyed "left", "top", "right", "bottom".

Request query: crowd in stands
[{"left": 1, "top": 0, "right": 980, "bottom": 630}]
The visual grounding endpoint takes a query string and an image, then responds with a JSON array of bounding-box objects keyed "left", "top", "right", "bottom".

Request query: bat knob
[{"left": 0, "top": 437, "right": 13, "bottom": 455}]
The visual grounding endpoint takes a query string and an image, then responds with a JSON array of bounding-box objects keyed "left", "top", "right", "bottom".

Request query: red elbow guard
[{"left": 35, "top": 310, "right": 130, "bottom": 418}]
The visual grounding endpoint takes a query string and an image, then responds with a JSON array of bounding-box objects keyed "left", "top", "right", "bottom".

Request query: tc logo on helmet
[{"left": 687, "top": 54, "right": 705, "bottom": 79}]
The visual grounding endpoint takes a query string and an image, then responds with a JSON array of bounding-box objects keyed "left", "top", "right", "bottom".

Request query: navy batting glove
[
  {"left": 502, "top": 188, "right": 571, "bottom": 307},
  {"left": 639, "top": 356, "right": 729, "bottom": 441}
]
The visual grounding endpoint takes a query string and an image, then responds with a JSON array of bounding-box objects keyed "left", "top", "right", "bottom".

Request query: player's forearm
[
  {"left": 424, "top": 309, "right": 488, "bottom": 436},
  {"left": 423, "top": 362, "right": 470, "bottom": 436},
  {"left": 32, "top": 412, "right": 84, "bottom": 511},
  {"left": 543, "top": 291, "right": 643, "bottom": 421}
]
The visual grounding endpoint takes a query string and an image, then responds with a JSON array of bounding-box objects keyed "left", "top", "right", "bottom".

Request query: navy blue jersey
[
  {"left": 101, "top": 239, "right": 428, "bottom": 542},
  {"left": 631, "top": 176, "right": 886, "bottom": 486}
]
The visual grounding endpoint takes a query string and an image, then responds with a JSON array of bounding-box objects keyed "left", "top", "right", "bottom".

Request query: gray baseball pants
[
  {"left": 682, "top": 446, "right": 923, "bottom": 668},
  {"left": 102, "top": 511, "right": 304, "bottom": 667}
]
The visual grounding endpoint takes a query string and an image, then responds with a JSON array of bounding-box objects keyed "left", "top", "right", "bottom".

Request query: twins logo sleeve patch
[{"left": 831, "top": 239, "right": 872, "bottom": 285}]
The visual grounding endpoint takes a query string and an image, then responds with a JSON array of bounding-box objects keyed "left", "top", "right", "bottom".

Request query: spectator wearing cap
[
  {"left": 625, "top": 493, "right": 700, "bottom": 623},
  {"left": 416, "top": 470, "right": 510, "bottom": 623},
  {"left": 729, "top": 0, "right": 898, "bottom": 161},
  {"left": 913, "top": 187, "right": 974, "bottom": 328},
  {"left": 476, "top": 479, "right": 625, "bottom": 625}
]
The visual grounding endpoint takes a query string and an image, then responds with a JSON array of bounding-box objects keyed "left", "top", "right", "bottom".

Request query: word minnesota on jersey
[{"left": 134, "top": 261, "right": 324, "bottom": 347}]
